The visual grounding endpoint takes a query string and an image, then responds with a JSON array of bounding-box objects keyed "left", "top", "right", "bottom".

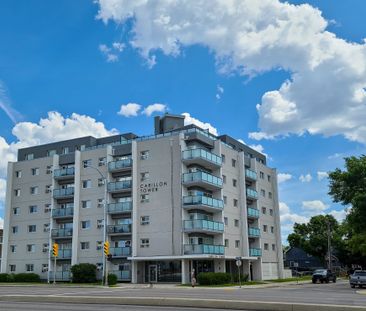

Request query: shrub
[
  {"left": 108, "top": 273, "right": 118, "bottom": 285},
  {"left": 12, "top": 273, "right": 40, "bottom": 282},
  {"left": 0, "top": 273, "right": 10, "bottom": 282},
  {"left": 231, "top": 273, "right": 249, "bottom": 283},
  {"left": 197, "top": 272, "right": 231, "bottom": 285},
  {"left": 71, "top": 263, "right": 97, "bottom": 283}
]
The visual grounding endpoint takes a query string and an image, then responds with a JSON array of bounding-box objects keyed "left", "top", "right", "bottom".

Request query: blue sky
[{"left": 0, "top": 0, "right": 365, "bottom": 242}]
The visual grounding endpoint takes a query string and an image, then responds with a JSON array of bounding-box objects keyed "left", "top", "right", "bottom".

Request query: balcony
[
  {"left": 182, "top": 171, "right": 222, "bottom": 191},
  {"left": 184, "top": 219, "right": 224, "bottom": 234},
  {"left": 109, "top": 247, "right": 131, "bottom": 257},
  {"left": 107, "top": 181, "right": 132, "bottom": 193},
  {"left": 247, "top": 207, "right": 260, "bottom": 219},
  {"left": 53, "top": 187, "right": 74, "bottom": 199},
  {"left": 246, "top": 188, "right": 258, "bottom": 200},
  {"left": 53, "top": 249, "right": 72, "bottom": 259},
  {"left": 183, "top": 195, "right": 223, "bottom": 213},
  {"left": 107, "top": 224, "right": 132, "bottom": 235},
  {"left": 54, "top": 271, "right": 70, "bottom": 281},
  {"left": 54, "top": 167, "right": 75, "bottom": 180},
  {"left": 245, "top": 169, "right": 257, "bottom": 181},
  {"left": 108, "top": 159, "right": 132, "bottom": 173},
  {"left": 52, "top": 207, "right": 74, "bottom": 218},
  {"left": 51, "top": 228, "right": 73, "bottom": 239},
  {"left": 248, "top": 227, "right": 260, "bottom": 238},
  {"left": 112, "top": 270, "right": 131, "bottom": 281},
  {"left": 182, "top": 149, "right": 222, "bottom": 169},
  {"left": 107, "top": 202, "right": 132, "bottom": 214},
  {"left": 184, "top": 244, "right": 224, "bottom": 255},
  {"left": 249, "top": 248, "right": 262, "bottom": 257}
]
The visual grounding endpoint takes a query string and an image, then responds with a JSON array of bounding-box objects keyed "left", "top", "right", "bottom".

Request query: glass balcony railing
[
  {"left": 107, "top": 202, "right": 132, "bottom": 214},
  {"left": 107, "top": 180, "right": 132, "bottom": 192},
  {"left": 112, "top": 270, "right": 131, "bottom": 281},
  {"left": 248, "top": 227, "right": 261, "bottom": 237},
  {"left": 183, "top": 195, "right": 224, "bottom": 210},
  {"left": 246, "top": 188, "right": 258, "bottom": 200},
  {"left": 55, "top": 271, "right": 71, "bottom": 281},
  {"left": 53, "top": 187, "right": 74, "bottom": 198},
  {"left": 53, "top": 249, "right": 72, "bottom": 259},
  {"left": 183, "top": 172, "right": 223, "bottom": 188},
  {"left": 184, "top": 219, "right": 224, "bottom": 232},
  {"left": 182, "top": 149, "right": 222, "bottom": 166},
  {"left": 108, "top": 159, "right": 132, "bottom": 171},
  {"left": 107, "top": 224, "right": 132, "bottom": 234},
  {"left": 184, "top": 244, "right": 224, "bottom": 255},
  {"left": 109, "top": 247, "right": 131, "bottom": 257},
  {"left": 51, "top": 228, "right": 73, "bottom": 238},
  {"left": 247, "top": 207, "right": 260, "bottom": 218},
  {"left": 245, "top": 169, "right": 257, "bottom": 181},
  {"left": 54, "top": 167, "right": 75, "bottom": 178},
  {"left": 249, "top": 248, "right": 262, "bottom": 257},
  {"left": 52, "top": 207, "right": 74, "bottom": 218}
]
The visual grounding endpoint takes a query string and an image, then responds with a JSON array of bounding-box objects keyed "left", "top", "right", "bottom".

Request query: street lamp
[{"left": 85, "top": 164, "right": 108, "bottom": 286}]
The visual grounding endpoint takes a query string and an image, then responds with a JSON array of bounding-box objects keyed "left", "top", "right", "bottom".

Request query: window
[
  {"left": 140, "top": 238, "right": 150, "bottom": 248},
  {"left": 82, "top": 180, "right": 91, "bottom": 188},
  {"left": 270, "top": 209, "right": 273, "bottom": 216},
  {"left": 98, "top": 178, "right": 105, "bottom": 187},
  {"left": 30, "top": 186, "right": 39, "bottom": 195},
  {"left": 42, "top": 264, "right": 49, "bottom": 273},
  {"left": 46, "top": 165, "right": 53, "bottom": 174},
  {"left": 28, "top": 225, "right": 36, "bottom": 233},
  {"left": 260, "top": 189, "right": 265, "bottom": 197},
  {"left": 10, "top": 245, "right": 16, "bottom": 253},
  {"left": 45, "top": 185, "right": 52, "bottom": 193},
  {"left": 263, "top": 225, "right": 268, "bottom": 232},
  {"left": 14, "top": 189, "right": 20, "bottom": 197},
  {"left": 25, "top": 153, "right": 34, "bottom": 160},
  {"left": 224, "top": 217, "right": 228, "bottom": 225},
  {"left": 81, "top": 221, "right": 91, "bottom": 229},
  {"left": 264, "top": 243, "right": 269, "bottom": 251},
  {"left": 9, "top": 265, "right": 16, "bottom": 272},
  {"left": 47, "top": 150, "right": 56, "bottom": 156},
  {"left": 82, "top": 200, "right": 91, "bottom": 208},
  {"left": 140, "top": 150, "right": 149, "bottom": 160},
  {"left": 232, "top": 179, "right": 237, "bottom": 187},
  {"left": 13, "top": 207, "right": 20, "bottom": 215},
  {"left": 61, "top": 147, "right": 69, "bottom": 154},
  {"left": 223, "top": 196, "right": 227, "bottom": 204},
  {"left": 31, "top": 168, "right": 40, "bottom": 176},
  {"left": 97, "top": 198, "right": 104, "bottom": 208},
  {"left": 82, "top": 159, "right": 92, "bottom": 168},
  {"left": 272, "top": 244, "right": 276, "bottom": 251},
  {"left": 141, "top": 172, "right": 149, "bottom": 181},
  {"left": 26, "top": 264, "right": 34, "bottom": 272},
  {"left": 44, "top": 204, "right": 51, "bottom": 213},
  {"left": 98, "top": 157, "right": 106, "bottom": 166},
  {"left": 268, "top": 192, "right": 273, "bottom": 199},
  {"left": 15, "top": 170, "right": 22, "bottom": 178},
  {"left": 80, "top": 144, "right": 86, "bottom": 151},
  {"left": 96, "top": 241, "right": 103, "bottom": 250},
  {"left": 27, "top": 244, "right": 35, "bottom": 253},
  {"left": 234, "top": 219, "right": 239, "bottom": 227},
  {"left": 268, "top": 175, "right": 271, "bottom": 182},
  {"left": 12, "top": 226, "right": 18, "bottom": 234},
  {"left": 140, "top": 194, "right": 149, "bottom": 203},
  {"left": 42, "top": 243, "right": 49, "bottom": 253},
  {"left": 232, "top": 159, "right": 236, "bottom": 167},
  {"left": 29, "top": 205, "right": 38, "bottom": 214},
  {"left": 221, "top": 154, "right": 225, "bottom": 163},
  {"left": 260, "top": 171, "right": 264, "bottom": 179},
  {"left": 97, "top": 219, "right": 104, "bottom": 228},
  {"left": 224, "top": 239, "right": 229, "bottom": 247},
  {"left": 233, "top": 199, "right": 238, "bottom": 207},
  {"left": 262, "top": 207, "right": 267, "bottom": 214},
  {"left": 222, "top": 175, "right": 226, "bottom": 184},
  {"left": 43, "top": 223, "right": 50, "bottom": 232},
  {"left": 140, "top": 216, "right": 150, "bottom": 225},
  {"left": 271, "top": 226, "right": 274, "bottom": 234},
  {"left": 81, "top": 242, "right": 90, "bottom": 250},
  {"left": 235, "top": 240, "right": 240, "bottom": 248}
]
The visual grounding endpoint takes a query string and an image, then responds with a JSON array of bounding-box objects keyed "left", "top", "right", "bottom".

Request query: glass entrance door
[{"left": 148, "top": 265, "right": 158, "bottom": 283}]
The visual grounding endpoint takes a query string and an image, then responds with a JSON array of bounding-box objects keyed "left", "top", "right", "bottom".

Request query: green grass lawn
[
  {"left": 180, "top": 281, "right": 266, "bottom": 287},
  {"left": 267, "top": 275, "right": 312, "bottom": 283}
]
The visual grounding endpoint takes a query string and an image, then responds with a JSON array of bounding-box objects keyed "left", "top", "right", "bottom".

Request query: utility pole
[{"left": 327, "top": 220, "right": 332, "bottom": 270}]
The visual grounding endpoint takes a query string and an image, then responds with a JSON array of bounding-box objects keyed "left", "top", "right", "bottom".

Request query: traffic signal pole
[{"left": 52, "top": 243, "right": 58, "bottom": 284}]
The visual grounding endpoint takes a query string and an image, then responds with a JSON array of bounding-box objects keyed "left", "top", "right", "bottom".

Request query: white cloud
[
  {"left": 329, "top": 209, "right": 347, "bottom": 222},
  {"left": 96, "top": 0, "right": 366, "bottom": 144},
  {"left": 248, "top": 131, "right": 275, "bottom": 141},
  {"left": 0, "top": 178, "right": 6, "bottom": 205},
  {"left": 279, "top": 202, "right": 309, "bottom": 241},
  {"left": 99, "top": 42, "right": 125, "bottom": 62},
  {"left": 302, "top": 200, "right": 329, "bottom": 212},
  {"left": 249, "top": 144, "right": 264, "bottom": 154},
  {"left": 278, "top": 173, "right": 292, "bottom": 184},
  {"left": 142, "top": 103, "right": 167, "bottom": 116},
  {"left": 0, "top": 217, "right": 3, "bottom": 229},
  {"left": 118, "top": 103, "right": 142, "bottom": 117},
  {"left": 317, "top": 171, "right": 328, "bottom": 181},
  {"left": 299, "top": 173, "right": 312, "bottom": 182},
  {"left": 328, "top": 152, "right": 342, "bottom": 159},
  {"left": 216, "top": 84, "right": 224, "bottom": 100},
  {"left": 182, "top": 112, "right": 218, "bottom": 136},
  {"left": 0, "top": 80, "right": 22, "bottom": 124},
  {"left": 237, "top": 139, "right": 245, "bottom": 144}
]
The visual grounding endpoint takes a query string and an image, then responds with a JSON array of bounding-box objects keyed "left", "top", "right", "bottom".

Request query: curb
[{"left": 0, "top": 295, "right": 365, "bottom": 311}]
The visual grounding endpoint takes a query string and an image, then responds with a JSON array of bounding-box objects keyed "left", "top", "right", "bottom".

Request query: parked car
[
  {"left": 312, "top": 269, "right": 336, "bottom": 283},
  {"left": 350, "top": 270, "right": 366, "bottom": 288}
]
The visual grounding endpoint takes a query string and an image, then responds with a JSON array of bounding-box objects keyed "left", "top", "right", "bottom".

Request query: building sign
[{"left": 140, "top": 181, "right": 168, "bottom": 193}]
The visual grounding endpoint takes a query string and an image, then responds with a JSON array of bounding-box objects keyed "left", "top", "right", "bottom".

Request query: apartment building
[{"left": 1, "top": 114, "right": 283, "bottom": 283}]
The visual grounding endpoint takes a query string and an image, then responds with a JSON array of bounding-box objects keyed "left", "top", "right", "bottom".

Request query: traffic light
[
  {"left": 52, "top": 243, "right": 59, "bottom": 257},
  {"left": 103, "top": 241, "right": 110, "bottom": 256},
  {"left": 107, "top": 254, "right": 112, "bottom": 261}
]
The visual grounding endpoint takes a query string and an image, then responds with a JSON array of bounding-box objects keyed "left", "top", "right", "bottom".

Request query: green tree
[{"left": 328, "top": 155, "right": 366, "bottom": 257}]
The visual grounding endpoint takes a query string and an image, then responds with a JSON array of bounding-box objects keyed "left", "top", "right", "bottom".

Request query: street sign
[{"left": 236, "top": 260, "right": 242, "bottom": 267}]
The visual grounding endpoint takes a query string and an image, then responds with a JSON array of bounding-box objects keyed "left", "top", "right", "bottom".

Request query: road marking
[{"left": 356, "top": 290, "right": 366, "bottom": 295}]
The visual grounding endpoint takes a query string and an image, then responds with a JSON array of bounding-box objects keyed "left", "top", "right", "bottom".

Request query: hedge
[
  {"left": 108, "top": 273, "right": 118, "bottom": 285},
  {"left": 197, "top": 272, "right": 231, "bottom": 285},
  {"left": 71, "top": 263, "right": 97, "bottom": 283},
  {"left": 12, "top": 273, "right": 40, "bottom": 282},
  {"left": 0, "top": 273, "right": 10, "bottom": 282}
]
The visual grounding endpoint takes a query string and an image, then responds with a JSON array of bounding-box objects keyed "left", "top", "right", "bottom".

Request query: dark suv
[{"left": 312, "top": 269, "right": 337, "bottom": 283}]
